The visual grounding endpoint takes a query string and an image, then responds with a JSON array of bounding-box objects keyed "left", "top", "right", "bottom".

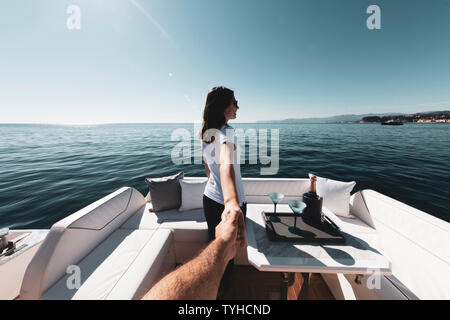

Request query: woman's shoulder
[
  {"left": 219, "top": 124, "right": 236, "bottom": 145},
  {"left": 202, "top": 125, "right": 235, "bottom": 146},
  {"left": 220, "top": 124, "right": 234, "bottom": 132}
]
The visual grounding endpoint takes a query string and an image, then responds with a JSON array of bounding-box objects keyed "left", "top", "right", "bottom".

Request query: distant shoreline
[
  {"left": 1, "top": 121, "right": 449, "bottom": 126},
  {"left": 2, "top": 111, "right": 449, "bottom": 125},
  {"left": 257, "top": 110, "right": 450, "bottom": 124}
]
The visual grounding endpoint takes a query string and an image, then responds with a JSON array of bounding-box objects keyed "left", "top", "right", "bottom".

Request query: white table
[{"left": 245, "top": 204, "right": 392, "bottom": 299}]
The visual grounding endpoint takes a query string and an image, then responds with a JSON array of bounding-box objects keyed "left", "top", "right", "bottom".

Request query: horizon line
[{"left": 1, "top": 109, "right": 448, "bottom": 126}]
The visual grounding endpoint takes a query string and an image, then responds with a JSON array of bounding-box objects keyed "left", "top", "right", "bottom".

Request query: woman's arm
[
  {"left": 219, "top": 142, "right": 246, "bottom": 247},
  {"left": 220, "top": 142, "right": 239, "bottom": 206},
  {"left": 203, "top": 157, "right": 210, "bottom": 178}
]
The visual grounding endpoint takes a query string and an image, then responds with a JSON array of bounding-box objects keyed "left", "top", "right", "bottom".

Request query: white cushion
[
  {"left": 328, "top": 214, "right": 377, "bottom": 235},
  {"left": 322, "top": 273, "right": 411, "bottom": 300},
  {"left": 55, "top": 187, "right": 145, "bottom": 230},
  {"left": 359, "top": 190, "right": 450, "bottom": 299},
  {"left": 41, "top": 229, "right": 174, "bottom": 300},
  {"left": 121, "top": 203, "right": 207, "bottom": 243},
  {"left": 179, "top": 179, "right": 207, "bottom": 211},
  {"left": 309, "top": 173, "right": 356, "bottom": 218},
  {"left": 120, "top": 204, "right": 208, "bottom": 264},
  {"left": 20, "top": 187, "right": 146, "bottom": 300}
]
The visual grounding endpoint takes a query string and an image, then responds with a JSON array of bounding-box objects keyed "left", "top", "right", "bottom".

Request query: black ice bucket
[{"left": 302, "top": 193, "right": 323, "bottom": 226}]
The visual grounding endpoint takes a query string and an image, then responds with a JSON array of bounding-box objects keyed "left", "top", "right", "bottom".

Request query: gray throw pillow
[{"left": 144, "top": 172, "right": 184, "bottom": 212}]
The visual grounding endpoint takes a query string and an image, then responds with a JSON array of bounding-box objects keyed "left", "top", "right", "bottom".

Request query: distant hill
[
  {"left": 362, "top": 111, "right": 450, "bottom": 123},
  {"left": 257, "top": 113, "right": 404, "bottom": 124}
]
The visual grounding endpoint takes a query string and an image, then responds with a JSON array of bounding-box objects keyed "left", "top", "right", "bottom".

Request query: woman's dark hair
[{"left": 200, "top": 86, "right": 234, "bottom": 144}]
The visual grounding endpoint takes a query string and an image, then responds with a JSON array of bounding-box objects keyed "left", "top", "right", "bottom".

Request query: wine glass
[
  {"left": 267, "top": 192, "right": 284, "bottom": 222},
  {"left": 288, "top": 200, "right": 306, "bottom": 235}
]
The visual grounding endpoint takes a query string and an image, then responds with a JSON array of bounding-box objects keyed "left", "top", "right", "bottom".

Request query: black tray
[{"left": 263, "top": 211, "right": 346, "bottom": 244}]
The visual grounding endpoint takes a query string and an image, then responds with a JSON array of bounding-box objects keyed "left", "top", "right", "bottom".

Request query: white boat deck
[{"left": 0, "top": 177, "right": 449, "bottom": 300}]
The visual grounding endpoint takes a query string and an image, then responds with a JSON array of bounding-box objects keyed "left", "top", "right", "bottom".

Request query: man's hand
[
  {"left": 216, "top": 202, "right": 246, "bottom": 263},
  {"left": 222, "top": 201, "right": 246, "bottom": 248},
  {"left": 143, "top": 203, "right": 246, "bottom": 300}
]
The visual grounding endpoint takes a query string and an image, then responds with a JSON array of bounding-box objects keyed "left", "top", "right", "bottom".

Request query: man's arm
[{"left": 142, "top": 208, "right": 244, "bottom": 300}]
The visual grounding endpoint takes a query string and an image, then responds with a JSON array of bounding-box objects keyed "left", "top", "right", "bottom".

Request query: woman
[{"left": 200, "top": 86, "right": 247, "bottom": 296}]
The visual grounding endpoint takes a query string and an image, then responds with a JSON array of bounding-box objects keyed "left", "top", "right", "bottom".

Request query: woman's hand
[
  {"left": 215, "top": 202, "right": 246, "bottom": 263},
  {"left": 221, "top": 200, "right": 246, "bottom": 247}
]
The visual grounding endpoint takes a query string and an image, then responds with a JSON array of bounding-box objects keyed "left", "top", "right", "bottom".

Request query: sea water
[{"left": 0, "top": 122, "right": 448, "bottom": 229}]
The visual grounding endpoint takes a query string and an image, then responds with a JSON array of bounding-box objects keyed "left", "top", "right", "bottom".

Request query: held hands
[{"left": 215, "top": 201, "right": 246, "bottom": 263}]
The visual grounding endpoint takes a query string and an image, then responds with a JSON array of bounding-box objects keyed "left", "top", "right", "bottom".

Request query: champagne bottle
[
  {"left": 307, "top": 175, "right": 319, "bottom": 200},
  {"left": 302, "top": 175, "right": 323, "bottom": 225}
]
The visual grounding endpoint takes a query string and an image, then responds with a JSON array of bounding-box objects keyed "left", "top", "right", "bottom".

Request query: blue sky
[{"left": 1, "top": 0, "right": 450, "bottom": 124}]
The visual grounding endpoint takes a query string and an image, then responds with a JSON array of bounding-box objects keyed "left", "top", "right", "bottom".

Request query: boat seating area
[
  {"left": 120, "top": 204, "right": 209, "bottom": 264},
  {"left": 324, "top": 189, "right": 450, "bottom": 300},
  {"left": 20, "top": 187, "right": 177, "bottom": 300},
  {"left": 18, "top": 177, "right": 450, "bottom": 300}
]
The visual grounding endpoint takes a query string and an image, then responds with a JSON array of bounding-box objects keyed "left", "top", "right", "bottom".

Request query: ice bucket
[{"left": 302, "top": 193, "right": 323, "bottom": 225}]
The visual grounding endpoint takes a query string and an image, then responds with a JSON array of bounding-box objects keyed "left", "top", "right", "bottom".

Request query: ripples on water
[{"left": 0, "top": 123, "right": 449, "bottom": 229}]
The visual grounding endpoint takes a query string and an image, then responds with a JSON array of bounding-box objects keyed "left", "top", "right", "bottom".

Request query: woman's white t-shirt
[{"left": 202, "top": 125, "right": 246, "bottom": 206}]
